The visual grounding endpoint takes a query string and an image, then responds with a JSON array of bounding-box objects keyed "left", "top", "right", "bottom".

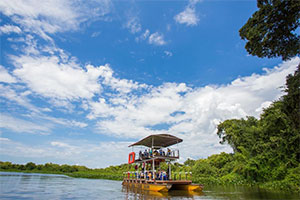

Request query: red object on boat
[{"left": 128, "top": 152, "right": 135, "bottom": 164}]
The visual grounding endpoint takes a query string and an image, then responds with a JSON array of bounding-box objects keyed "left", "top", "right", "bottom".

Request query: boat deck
[{"left": 123, "top": 178, "right": 192, "bottom": 185}]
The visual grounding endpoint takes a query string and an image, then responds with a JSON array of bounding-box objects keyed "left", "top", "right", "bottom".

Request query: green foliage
[
  {"left": 217, "top": 117, "right": 259, "bottom": 154},
  {"left": 219, "top": 173, "right": 246, "bottom": 185},
  {"left": 184, "top": 158, "right": 196, "bottom": 166},
  {"left": 193, "top": 159, "right": 218, "bottom": 178},
  {"left": 239, "top": 0, "right": 300, "bottom": 60},
  {"left": 25, "top": 162, "right": 36, "bottom": 170}
]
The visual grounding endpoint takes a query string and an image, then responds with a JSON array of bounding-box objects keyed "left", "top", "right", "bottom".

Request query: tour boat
[{"left": 122, "top": 134, "right": 203, "bottom": 193}]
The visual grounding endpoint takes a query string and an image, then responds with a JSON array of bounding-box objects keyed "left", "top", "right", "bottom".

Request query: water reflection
[
  {"left": 1, "top": 172, "right": 299, "bottom": 200},
  {"left": 204, "top": 185, "right": 300, "bottom": 200},
  {"left": 122, "top": 185, "right": 204, "bottom": 199}
]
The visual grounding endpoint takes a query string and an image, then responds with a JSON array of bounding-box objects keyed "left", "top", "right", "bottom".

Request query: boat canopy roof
[{"left": 129, "top": 134, "right": 183, "bottom": 148}]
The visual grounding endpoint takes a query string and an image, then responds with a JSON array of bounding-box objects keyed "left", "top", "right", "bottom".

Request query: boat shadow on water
[{"left": 122, "top": 185, "right": 204, "bottom": 199}]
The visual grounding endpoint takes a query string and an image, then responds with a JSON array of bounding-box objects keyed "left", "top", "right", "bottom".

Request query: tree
[
  {"left": 216, "top": 116, "right": 259, "bottom": 154},
  {"left": 239, "top": 0, "right": 300, "bottom": 60},
  {"left": 282, "top": 64, "right": 300, "bottom": 130},
  {"left": 184, "top": 158, "right": 196, "bottom": 166},
  {"left": 25, "top": 162, "right": 36, "bottom": 170}
]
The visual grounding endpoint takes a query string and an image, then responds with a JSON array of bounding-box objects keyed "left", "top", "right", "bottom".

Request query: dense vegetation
[
  {"left": 0, "top": 161, "right": 135, "bottom": 180},
  {"left": 213, "top": 65, "right": 299, "bottom": 192}
]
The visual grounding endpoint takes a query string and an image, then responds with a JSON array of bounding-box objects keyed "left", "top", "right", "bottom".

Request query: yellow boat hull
[
  {"left": 122, "top": 179, "right": 203, "bottom": 193},
  {"left": 122, "top": 181, "right": 170, "bottom": 192},
  {"left": 171, "top": 184, "right": 203, "bottom": 191}
]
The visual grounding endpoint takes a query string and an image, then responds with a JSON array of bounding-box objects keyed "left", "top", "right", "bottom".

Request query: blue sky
[{"left": 0, "top": 0, "right": 299, "bottom": 168}]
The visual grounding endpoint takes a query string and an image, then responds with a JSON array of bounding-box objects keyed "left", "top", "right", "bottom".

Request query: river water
[{"left": 0, "top": 172, "right": 299, "bottom": 200}]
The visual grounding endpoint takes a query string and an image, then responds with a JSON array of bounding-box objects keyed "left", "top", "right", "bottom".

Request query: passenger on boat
[
  {"left": 139, "top": 150, "right": 142, "bottom": 159},
  {"left": 142, "top": 162, "right": 145, "bottom": 172},
  {"left": 167, "top": 148, "right": 171, "bottom": 156},
  {"left": 162, "top": 171, "right": 167, "bottom": 180},
  {"left": 156, "top": 171, "right": 160, "bottom": 179},
  {"left": 148, "top": 172, "right": 152, "bottom": 180},
  {"left": 144, "top": 149, "right": 148, "bottom": 157},
  {"left": 159, "top": 171, "right": 162, "bottom": 180},
  {"left": 149, "top": 148, "right": 153, "bottom": 157},
  {"left": 159, "top": 149, "right": 162, "bottom": 155},
  {"left": 153, "top": 149, "right": 158, "bottom": 156}
]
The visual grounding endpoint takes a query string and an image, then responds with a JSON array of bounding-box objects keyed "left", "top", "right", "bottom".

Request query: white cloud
[
  {"left": 97, "top": 64, "right": 147, "bottom": 94},
  {"left": 51, "top": 141, "right": 73, "bottom": 148},
  {"left": 12, "top": 55, "right": 103, "bottom": 100},
  {"left": 0, "top": 0, "right": 111, "bottom": 40},
  {"left": 0, "top": 113, "right": 51, "bottom": 134},
  {"left": 70, "top": 120, "right": 88, "bottom": 128},
  {"left": 142, "top": 29, "right": 150, "bottom": 39},
  {"left": 136, "top": 29, "right": 167, "bottom": 46},
  {"left": 0, "top": 65, "right": 17, "bottom": 83},
  {"left": 0, "top": 84, "right": 39, "bottom": 112},
  {"left": 0, "top": 137, "right": 10, "bottom": 142},
  {"left": 91, "top": 31, "right": 101, "bottom": 38},
  {"left": 174, "top": 0, "right": 201, "bottom": 26},
  {"left": 0, "top": 24, "right": 21, "bottom": 34},
  {"left": 164, "top": 51, "right": 173, "bottom": 57},
  {"left": 9, "top": 53, "right": 147, "bottom": 102},
  {"left": 149, "top": 32, "right": 166, "bottom": 46},
  {"left": 125, "top": 16, "right": 141, "bottom": 34},
  {"left": 0, "top": 138, "right": 130, "bottom": 168}
]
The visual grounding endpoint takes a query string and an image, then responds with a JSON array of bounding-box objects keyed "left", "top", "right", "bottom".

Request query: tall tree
[
  {"left": 282, "top": 64, "right": 300, "bottom": 130},
  {"left": 239, "top": 0, "right": 300, "bottom": 60}
]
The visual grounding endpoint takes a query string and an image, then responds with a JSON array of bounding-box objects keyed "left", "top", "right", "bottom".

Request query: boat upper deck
[{"left": 134, "top": 150, "right": 179, "bottom": 163}]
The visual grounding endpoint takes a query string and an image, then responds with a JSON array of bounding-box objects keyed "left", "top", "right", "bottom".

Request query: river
[{"left": 0, "top": 172, "right": 299, "bottom": 199}]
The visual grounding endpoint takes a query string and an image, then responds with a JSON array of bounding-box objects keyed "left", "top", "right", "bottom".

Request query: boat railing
[
  {"left": 135, "top": 148, "right": 180, "bottom": 161},
  {"left": 123, "top": 171, "right": 192, "bottom": 181}
]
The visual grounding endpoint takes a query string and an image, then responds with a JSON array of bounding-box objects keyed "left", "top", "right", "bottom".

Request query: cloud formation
[
  {"left": 125, "top": 16, "right": 142, "bottom": 34},
  {"left": 0, "top": 113, "right": 51, "bottom": 135},
  {"left": 12, "top": 55, "right": 103, "bottom": 100},
  {"left": 174, "top": 0, "right": 201, "bottom": 26},
  {"left": 148, "top": 32, "right": 166, "bottom": 46},
  {"left": 0, "top": 65, "right": 17, "bottom": 83},
  {"left": 0, "top": 25, "right": 22, "bottom": 34},
  {"left": 0, "top": 0, "right": 111, "bottom": 40},
  {"left": 0, "top": 138, "right": 130, "bottom": 168},
  {"left": 90, "top": 57, "right": 299, "bottom": 161}
]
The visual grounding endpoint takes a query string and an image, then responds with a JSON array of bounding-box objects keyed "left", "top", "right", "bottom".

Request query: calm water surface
[{"left": 0, "top": 172, "right": 299, "bottom": 200}]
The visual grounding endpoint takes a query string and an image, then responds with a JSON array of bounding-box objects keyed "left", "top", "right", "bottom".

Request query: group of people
[
  {"left": 132, "top": 162, "right": 169, "bottom": 180},
  {"left": 135, "top": 170, "right": 168, "bottom": 181},
  {"left": 138, "top": 148, "right": 172, "bottom": 159}
]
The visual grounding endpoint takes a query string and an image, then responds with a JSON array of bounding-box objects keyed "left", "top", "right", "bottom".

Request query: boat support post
[{"left": 152, "top": 137, "right": 155, "bottom": 179}]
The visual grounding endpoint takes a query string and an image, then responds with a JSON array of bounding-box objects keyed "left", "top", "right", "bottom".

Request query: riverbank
[
  {"left": 1, "top": 160, "right": 299, "bottom": 194},
  {"left": 2, "top": 171, "right": 300, "bottom": 200},
  {"left": 0, "top": 169, "right": 123, "bottom": 180}
]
